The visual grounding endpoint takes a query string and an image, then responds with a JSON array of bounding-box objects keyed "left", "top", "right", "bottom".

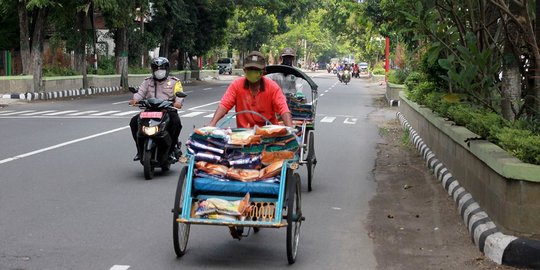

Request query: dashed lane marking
[
  {"left": 344, "top": 118, "right": 358, "bottom": 124},
  {"left": 112, "top": 111, "right": 139, "bottom": 116},
  {"left": 320, "top": 116, "right": 336, "bottom": 123},
  {"left": 89, "top": 110, "right": 120, "bottom": 116},
  {"left": 110, "top": 265, "right": 130, "bottom": 270},
  {"left": 67, "top": 110, "right": 99, "bottom": 116},
  {"left": 182, "top": 111, "right": 206, "bottom": 117},
  {"left": 203, "top": 87, "right": 213, "bottom": 90},
  {"left": 43, "top": 110, "right": 78, "bottom": 116},
  {"left": 22, "top": 110, "right": 57, "bottom": 116}
]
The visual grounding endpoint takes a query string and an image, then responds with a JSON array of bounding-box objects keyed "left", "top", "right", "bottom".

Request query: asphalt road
[{"left": 0, "top": 71, "right": 382, "bottom": 269}]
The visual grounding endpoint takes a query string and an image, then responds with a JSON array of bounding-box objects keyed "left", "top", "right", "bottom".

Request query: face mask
[
  {"left": 153, "top": 70, "right": 167, "bottom": 80},
  {"left": 245, "top": 70, "right": 262, "bottom": 83}
]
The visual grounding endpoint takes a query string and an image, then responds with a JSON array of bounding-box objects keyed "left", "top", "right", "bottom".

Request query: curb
[
  {"left": 0, "top": 79, "right": 195, "bottom": 102},
  {"left": 1, "top": 86, "right": 125, "bottom": 101},
  {"left": 397, "top": 111, "right": 540, "bottom": 269}
]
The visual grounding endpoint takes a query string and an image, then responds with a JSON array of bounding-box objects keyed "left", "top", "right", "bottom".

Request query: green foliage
[
  {"left": 495, "top": 128, "right": 540, "bottom": 165},
  {"left": 128, "top": 66, "right": 150, "bottom": 74},
  {"left": 408, "top": 81, "right": 436, "bottom": 103},
  {"left": 95, "top": 57, "right": 116, "bottom": 75},
  {"left": 372, "top": 67, "right": 385, "bottom": 75},
  {"left": 404, "top": 71, "right": 425, "bottom": 92},
  {"left": 43, "top": 66, "right": 79, "bottom": 76},
  {"left": 387, "top": 69, "right": 409, "bottom": 84}
]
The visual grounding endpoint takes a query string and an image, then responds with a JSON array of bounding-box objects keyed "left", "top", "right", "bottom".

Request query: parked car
[{"left": 217, "top": 58, "right": 235, "bottom": 75}]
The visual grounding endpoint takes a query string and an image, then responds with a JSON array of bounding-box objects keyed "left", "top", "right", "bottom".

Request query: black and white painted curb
[
  {"left": 1, "top": 86, "right": 124, "bottom": 101},
  {"left": 397, "top": 111, "right": 540, "bottom": 269}
]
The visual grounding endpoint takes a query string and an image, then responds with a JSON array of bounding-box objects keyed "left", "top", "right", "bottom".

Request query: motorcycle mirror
[
  {"left": 128, "top": 87, "right": 138, "bottom": 93},
  {"left": 175, "top": 91, "right": 187, "bottom": 98}
]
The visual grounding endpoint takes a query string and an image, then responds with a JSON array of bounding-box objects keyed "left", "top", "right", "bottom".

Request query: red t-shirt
[{"left": 219, "top": 77, "right": 290, "bottom": 128}]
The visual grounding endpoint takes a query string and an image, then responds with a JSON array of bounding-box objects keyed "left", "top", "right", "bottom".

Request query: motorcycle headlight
[{"left": 142, "top": 126, "right": 159, "bottom": 136}]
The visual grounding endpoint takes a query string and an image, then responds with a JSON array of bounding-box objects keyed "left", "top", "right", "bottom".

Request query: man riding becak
[{"left": 208, "top": 51, "right": 293, "bottom": 128}]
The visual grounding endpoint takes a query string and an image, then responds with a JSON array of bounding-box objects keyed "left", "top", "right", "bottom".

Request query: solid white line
[
  {"left": 0, "top": 110, "right": 14, "bottom": 114},
  {"left": 22, "top": 110, "right": 57, "bottom": 115},
  {"left": 182, "top": 111, "right": 206, "bottom": 117},
  {"left": 188, "top": 101, "right": 220, "bottom": 110},
  {"left": 110, "top": 265, "right": 130, "bottom": 270},
  {"left": 90, "top": 110, "right": 120, "bottom": 116},
  {"left": 43, "top": 110, "right": 78, "bottom": 116},
  {"left": 67, "top": 110, "right": 99, "bottom": 116},
  {"left": 113, "top": 111, "right": 140, "bottom": 116},
  {"left": 0, "top": 110, "right": 36, "bottom": 115},
  {"left": 320, "top": 116, "right": 336, "bottom": 123},
  {"left": 112, "top": 101, "right": 129, "bottom": 105},
  {"left": 0, "top": 126, "right": 129, "bottom": 165}
]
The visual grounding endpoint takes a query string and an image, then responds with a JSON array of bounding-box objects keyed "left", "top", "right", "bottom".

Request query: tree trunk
[
  {"left": 76, "top": 11, "right": 88, "bottom": 89},
  {"left": 500, "top": 46, "right": 520, "bottom": 121},
  {"left": 116, "top": 27, "right": 129, "bottom": 89},
  {"left": 535, "top": 0, "right": 540, "bottom": 115},
  {"left": 17, "top": 0, "right": 31, "bottom": 75},
  {"left": 31, "top": 8, "right": 48, "bottom": 92}
]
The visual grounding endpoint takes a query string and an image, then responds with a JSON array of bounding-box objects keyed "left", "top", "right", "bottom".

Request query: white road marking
[
  {"left": 204, "top": 113, "right": 214, "bottom": 118},
  {"left": 89, "top": 110, "right": 120, "bottom": 116},
  {"left": 182, "top": 111, "right": 206, "bottom": 117},
  {"left": 184, "top": 90, "right": 193, "bottom": 93},
  {"left": 344, "top": 118, "right": 357, "bottom": 124},
  {"left": 188, "top": 101, "right": 220, "bottom": 110},
  {"left": 112, "top": 101, "right": 128, "bottom": 105},
  {"left": 320, "top": 116, "right": 336, "bottom": 123},
  {"left": 113, "top": 111, "right": 140, "bottom": 116},
  {"left": 21, "top": 110, "right": 57, "bottom": 115},
  {"left": 43, "top": 110, "right": 78, "bottom": 116},
  {"left": 110, "top": 265, "right": 130, "bottom": 270},
  {"left": 324, "top": 90, "right": 329, "bottom": 93},
  {"left": 0, "top": 110, "right": 36, "bottom": 115},
  {"left": 320, "top": 94, "right": 325, "bottom": 97},
  {"left": 203, "top": 87, "right": 212, "bottom": 90},
  {"left": 0, "top": 126, "right": 129, "bottom": 165},
  {"left": 0, "top": 110, "right": 14, "bottom": 114},
  {"left": 67, "top": 110, "right": 99, "bottom": 116}
]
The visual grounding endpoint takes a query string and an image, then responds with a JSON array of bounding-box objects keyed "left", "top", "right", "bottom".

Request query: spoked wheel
[
  {"left": 286, "top": 172, "right": 302, "bottom": 264},
  {"left": 305, "top": 130, "right": 317, "bottom": 192},
  {"left": 173, "top": 166, "right": 190, "bottom": 257},
  {"left": 143, "top": 150, "right": 154, "bottom": 180}
]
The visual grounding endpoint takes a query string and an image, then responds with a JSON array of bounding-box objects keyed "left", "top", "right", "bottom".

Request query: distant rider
[
  {"left": 265, "top": 47, "right": 305, "bottom": 97},
  {"left": 129, "top": 57, "right": 184, "bottom": 161}
]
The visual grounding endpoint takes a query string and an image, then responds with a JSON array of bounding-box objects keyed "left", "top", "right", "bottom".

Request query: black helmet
[
  {"left": 281, "top": 47, "right": 296, "bottom": 57},
  {"left": 150, "top": 57, "right": 170, "bottom": 81},
  {"left": 281, "top": 47, "right": 296, "bottom": 66}
]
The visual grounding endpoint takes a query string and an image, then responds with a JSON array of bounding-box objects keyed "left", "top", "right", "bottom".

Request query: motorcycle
[
  {"left": 327, "top": 65, "right": 332, "bottom": 73},
  {"left": 352, "top": 69, "right": 359, "bottom": 78},
  {"left": 342, "top": 70, "right": 351, "bottom": 85},
  {"left": 129, "top": 88, "right": 187, "bottom": 180}
]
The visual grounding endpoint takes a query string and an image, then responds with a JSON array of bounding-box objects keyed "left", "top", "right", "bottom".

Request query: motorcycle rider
[
  {"left": 129, "top": 57, "right": 184, "bottom": 161},
  {"left": 266, "top": 47, "right": 304, "bottom": 97}
]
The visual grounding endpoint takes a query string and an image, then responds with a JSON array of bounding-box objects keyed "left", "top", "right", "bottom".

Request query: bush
[
  {"left": 43, "top": 66, "right": 79, "bottom": 76},
  {"left": 372, "top": 67, "right": 385, "bottom": 75},
  {"left": 466, "top": 110, "right": 507, "bottom": 141},
  {"left": 408, "top": 81, "right": 436, "bottom": 103},
  {"left": 387, "top": 69, "right": 409, "bottom": 84},
  {"left": 128, "top": 66, "right": 151, "bottom": 74},
  {"left": 95, "top": 57, "right": 116, "bottom": 75},
  {"left": 404, "top": 72, "right": 425, "bottom": 92},
  {"left": 496, "top": 128, "right": 540, "bottom": 165}
]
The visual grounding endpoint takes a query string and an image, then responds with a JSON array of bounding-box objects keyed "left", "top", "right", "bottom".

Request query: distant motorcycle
[
  {"left": 327, "top": 66, "right": 332, "bottom": 73},
  {"left": 129, "top": 88, "right": 187, "bottom": 180}
]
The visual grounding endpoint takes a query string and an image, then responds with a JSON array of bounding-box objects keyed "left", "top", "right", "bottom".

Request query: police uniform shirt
[{"left": 133, "top": 76, "right": 184, "bottom": 104}]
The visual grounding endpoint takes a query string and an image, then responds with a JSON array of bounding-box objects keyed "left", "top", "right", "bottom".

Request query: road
[{"left": 0, "top": 71, "right": 382, "bottom": 269}]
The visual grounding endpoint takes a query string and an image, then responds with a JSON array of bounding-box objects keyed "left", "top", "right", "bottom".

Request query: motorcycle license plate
[{"left": 140, "top": 111, "right": 163, "bottom": 119}]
